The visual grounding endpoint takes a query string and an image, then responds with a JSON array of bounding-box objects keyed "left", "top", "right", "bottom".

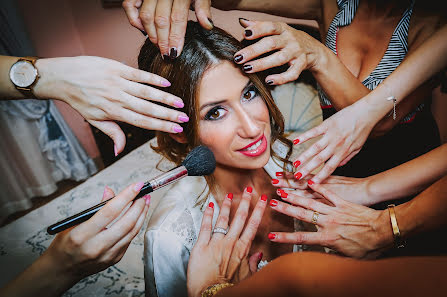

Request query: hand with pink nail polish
[
  {"left": 0, "top": 182, "right": 150, "bottom": 297},
  {"left": 31, "top": 56, "right": 188, "bottom": 156}
]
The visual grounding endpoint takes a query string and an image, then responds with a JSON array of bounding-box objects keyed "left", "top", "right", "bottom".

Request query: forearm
[
  {"left": 395, "top": 174, "right": 447, "bottom": 240},
  {"left": 217, "top": 252, "right": 447, "bottom": 297},
  {"left": 0, "top": 251, "right": 79, "bottom": 297},
  {"left": 366, "top": 144, "right": 447, "bottom": 203}
]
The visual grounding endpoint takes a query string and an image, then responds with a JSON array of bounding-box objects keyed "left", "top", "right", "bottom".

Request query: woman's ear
[{"left": 169, "top": 132, "right": 188, "bottom": 143}]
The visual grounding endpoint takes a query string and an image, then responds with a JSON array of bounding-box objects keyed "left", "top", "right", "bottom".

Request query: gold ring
[{"left": 311, "top": 211, "right": 319, "bottom": 225}]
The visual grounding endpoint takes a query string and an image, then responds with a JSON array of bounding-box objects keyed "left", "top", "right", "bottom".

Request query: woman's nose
[{"left": 237, "top": 109, "right": 262, "bottom": 138}]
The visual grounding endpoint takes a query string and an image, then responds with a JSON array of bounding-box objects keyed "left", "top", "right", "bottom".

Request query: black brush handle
[{"left": 47, "top": 183, "right": 153, "bottom": 235}]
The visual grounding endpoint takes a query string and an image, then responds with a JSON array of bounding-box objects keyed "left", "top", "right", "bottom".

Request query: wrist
[
  {"left": 371, "top": 210, "right": 394, "bottom": 252},
  {"left": 308, "top": 41, "right": 330, "bottom": 75},
  {"left": 33, "top": 58, "right": 61, "bottom": 100}
]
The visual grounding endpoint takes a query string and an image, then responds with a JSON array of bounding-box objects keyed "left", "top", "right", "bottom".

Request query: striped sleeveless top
[{"left": 318, "top": 0, "right": 423, "bottom": 123}]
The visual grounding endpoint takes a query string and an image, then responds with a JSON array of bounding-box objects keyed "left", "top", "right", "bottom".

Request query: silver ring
[
  {"left": 212, "top": 227, "right": 228, "bottom": 235},
  {"left": 311, "top": 211, "right": 319, "bottom": 225}
]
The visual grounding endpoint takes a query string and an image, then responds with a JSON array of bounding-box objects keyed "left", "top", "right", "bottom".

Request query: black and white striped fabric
[{"left": 318, "top": 0, "right": 423, "bottom": 123}]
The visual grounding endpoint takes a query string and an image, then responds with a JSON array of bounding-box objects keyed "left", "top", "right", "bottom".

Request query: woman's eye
[
  {"left": 242, "top": 86, "right": 259, "bottom": 101},
  {"left": 205, "top": 107, "right": 226, "bottom": 120}
]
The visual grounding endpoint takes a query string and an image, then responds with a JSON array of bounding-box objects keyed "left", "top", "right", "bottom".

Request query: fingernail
[
  {"left": 174, "top": 100, "right": 184, "bottom": 108},
  {"left": 276, "top": 189, "right": 282, "bottom": 196},
  {"left": 293, "top": 138, "right": 300, "bottom": 145},
  {"left": 293, "top": 160, "right": 301, "bottom": 168},
  {"left": 209, "top": 202, "right": 214, "bottom": 208},
  {"left": 207, "top": 17, "right": 214, "bottom": 28},
  {"left": 234, "top": 54, "right": 243, "bottom": 63},
  {"left": 227, "top": 193, "right": 233, "bottom": 200},
  {"left": 178, "top": 115, "right": 189, "bottom": 122},
  {"left": 144, "top": 194, "right": 151, "bottom": 205},
  {"left": 261, "top": 194, "right": 267, "bottom": 201},
  {"left": 308, "top": 180, "right": 314, "bottom": 185},
  {"left": 173, "top": 126, "right": 183, "bottom": 133},
  {"left": 102, "top": 186, "right": 109, "bottom": 199},
  {"left": 295, "top": 172, "right": 302, "bottom": 180},
  {"left": 281, "top": 191, "right": 288, "bottom": 198},
  {"left": 139, "top": 29, "right": 147, "bottom": 36},
  {"left": 269, "top": 199, "right": 278, "bottom": 207},
  {"left": 272, "top": 179, "right": 279, "bottom": 184},
  {"left": 134, "top": 182, "right": 145, "bottom": 192},
  {"left": 268, "top": 233, "right": 276, "bottom": 240},
  {"left": 162, "top": 54, "right": 170, "bottom": 60},
  {"left": 239, "top": 17, "right": 250, "bottom": 25},
  {"left": 276, "top": 172, "right": 284, "bottom": 177},
  {"left": 246, "top": 186, "right": 253, "bottom": 193},
  {"left": 266, "top": 80, "right": 274, "bottom": 85},
  {"left": 245, "top": 29, "right": 253, "bottom": 37},
  {"left": 161, "top": 80, "right": 171, "bottom": 87},
  {"left": 114, "top": 145, "right": 118, "bottom": 157},
  {"left": 243, "top": 64, "right": 252, "bottom": 72},
  {"left": 258, "top": 252, "right": 263, "bottom": 260},
  {"left": 169, "top": 47, "right": 177, "bottom": 59}
]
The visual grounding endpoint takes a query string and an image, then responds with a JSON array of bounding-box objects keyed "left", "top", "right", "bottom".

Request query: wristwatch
[{"left": 9, "top": 57, "right": 40, "bottom": 98}]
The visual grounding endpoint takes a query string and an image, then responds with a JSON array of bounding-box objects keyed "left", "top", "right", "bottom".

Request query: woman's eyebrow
[{"left": 199, "top": 81, "right": 252, "bottom": 111}]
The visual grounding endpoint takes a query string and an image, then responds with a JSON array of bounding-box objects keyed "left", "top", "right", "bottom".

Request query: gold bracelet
[
  {"left": 201, "top": 283, "right": 234, "bottom": 297},
  {"left": 387, "top": 204, "right": 405, "bottom": 248}
]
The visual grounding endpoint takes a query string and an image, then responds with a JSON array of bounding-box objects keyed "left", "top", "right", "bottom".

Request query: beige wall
[{"left": 16, "top": 0, "right": 315, "bottom": 159}]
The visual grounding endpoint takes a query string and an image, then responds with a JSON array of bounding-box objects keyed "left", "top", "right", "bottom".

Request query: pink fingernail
[
  {"left": 173, "top": 126, "right": 183, "bottom": 133},
  {"left": 102, "top": 186, "right": 109, "bottom": 199},
  {"left": 114, "top": 145, "right": 118, "bottom": 157},
  {"left": 144, "top": 194, "right": 151, "bottom": 205},
  {"left": 178, "top": 115, "right": 189, "bottom": 122},
  {"left": 174, "top": 100, "right": 184, "bottom": 108},
  {"left": 134, "top": 182, "right": 145, "bottom": 192},
  {"left": 162, "top": 80, "right": 171, "bottom": 87}
]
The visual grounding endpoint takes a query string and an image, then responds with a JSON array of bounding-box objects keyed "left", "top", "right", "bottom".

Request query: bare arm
[{"left": 216, "top": 252, "right": 447, "bottom": 297}]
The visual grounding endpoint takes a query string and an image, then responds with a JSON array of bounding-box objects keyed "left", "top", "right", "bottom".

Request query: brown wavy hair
[{"left": 138, "top": 21, "right": 292, "bottom": 199}]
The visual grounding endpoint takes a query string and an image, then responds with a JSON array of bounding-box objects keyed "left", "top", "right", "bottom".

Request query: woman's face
[{"left": 197, "top": 61, "right": 271, "bottom": 170}]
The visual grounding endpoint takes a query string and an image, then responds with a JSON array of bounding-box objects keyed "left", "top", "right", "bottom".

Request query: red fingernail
[
  {"left": 293, "top": 160, "right": 301, "bottom": 168},
  {"left": 293, "top": 138, "right": 300, "bottom": 145},
  {"left": 268, "top": 233, "right": 276, "bottom": 240},
  {"left": 308, "top": 180, "right": 314, "bottom": 185},
  {"left": 276, "top": 189, "right": 282, "bottom": 196},
  {"left": 281, "top": 191, "right": 288, "bottom": 198},
  {"left": 261, "top": 194, "right": 267, "bottom": 201},
  {"left": 269, "top": 199, "right": 278, "bottom": 207},
  {"left": 295, "top": 172, "right": 302, "bottom": 180},
  {"left": 209, "top": 202, "right": 214, "bottom": 208},
  {"left": 275, "top": 172, "right": 284, "bottom": 177},
  {"left": 227, "top": 193, "right": 233, "bottom": 200},
  {"left": 258, "top": 252, "right": 263, "bottom": 260},
  {"left": 272, "top": 179, "right": 279, "bottom": 184},
  {"left": 247, "top": 186, "right": 253, "bottom": 193}
]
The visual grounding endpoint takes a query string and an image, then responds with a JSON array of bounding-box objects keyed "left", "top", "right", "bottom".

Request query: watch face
[{"left": 10, "top": 60, "right": 38, "bottom": 88}]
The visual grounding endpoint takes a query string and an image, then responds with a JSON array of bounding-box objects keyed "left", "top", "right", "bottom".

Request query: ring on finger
[
  {"left": 212, "top": 227, "right": 228, "bottom": 235},
  {"left": 311, "top": 211, "right": 319, "bottom": 225}
]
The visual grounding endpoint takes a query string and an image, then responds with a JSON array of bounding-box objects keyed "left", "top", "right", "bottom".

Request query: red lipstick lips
[{"left": 238, "top": 134, "right": 267, "bottom": 157}]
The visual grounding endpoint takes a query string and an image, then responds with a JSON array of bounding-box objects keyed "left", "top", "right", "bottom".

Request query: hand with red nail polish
[{"left": 187, "top": 189, "right": 267, "bottom": 297}]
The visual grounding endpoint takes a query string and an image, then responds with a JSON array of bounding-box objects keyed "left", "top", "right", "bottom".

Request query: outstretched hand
[
  {"left": 268, "top": 182, "right": 392, "bottom": 259},
  {"left": 34, "top": 56, "right": 188, "bottom": 154},
  {"left": 187, "top": 188, "right": 267, "bottom": 297}
]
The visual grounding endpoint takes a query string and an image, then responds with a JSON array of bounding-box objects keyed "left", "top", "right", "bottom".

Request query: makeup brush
[{"left": 47, "top": 145, "right": 216, "bottom": 235}]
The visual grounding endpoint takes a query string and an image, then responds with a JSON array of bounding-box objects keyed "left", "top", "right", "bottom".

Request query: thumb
[
  {"left": 248, "top": 252, "right": 263, "bottom": 273},
  {"left": 89, "top": 120, "right": 127, "bottom": 156}
]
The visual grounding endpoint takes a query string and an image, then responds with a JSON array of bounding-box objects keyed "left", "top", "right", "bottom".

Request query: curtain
[{"left": 0, "top": 0, "right": 97, "bottom": 222}]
